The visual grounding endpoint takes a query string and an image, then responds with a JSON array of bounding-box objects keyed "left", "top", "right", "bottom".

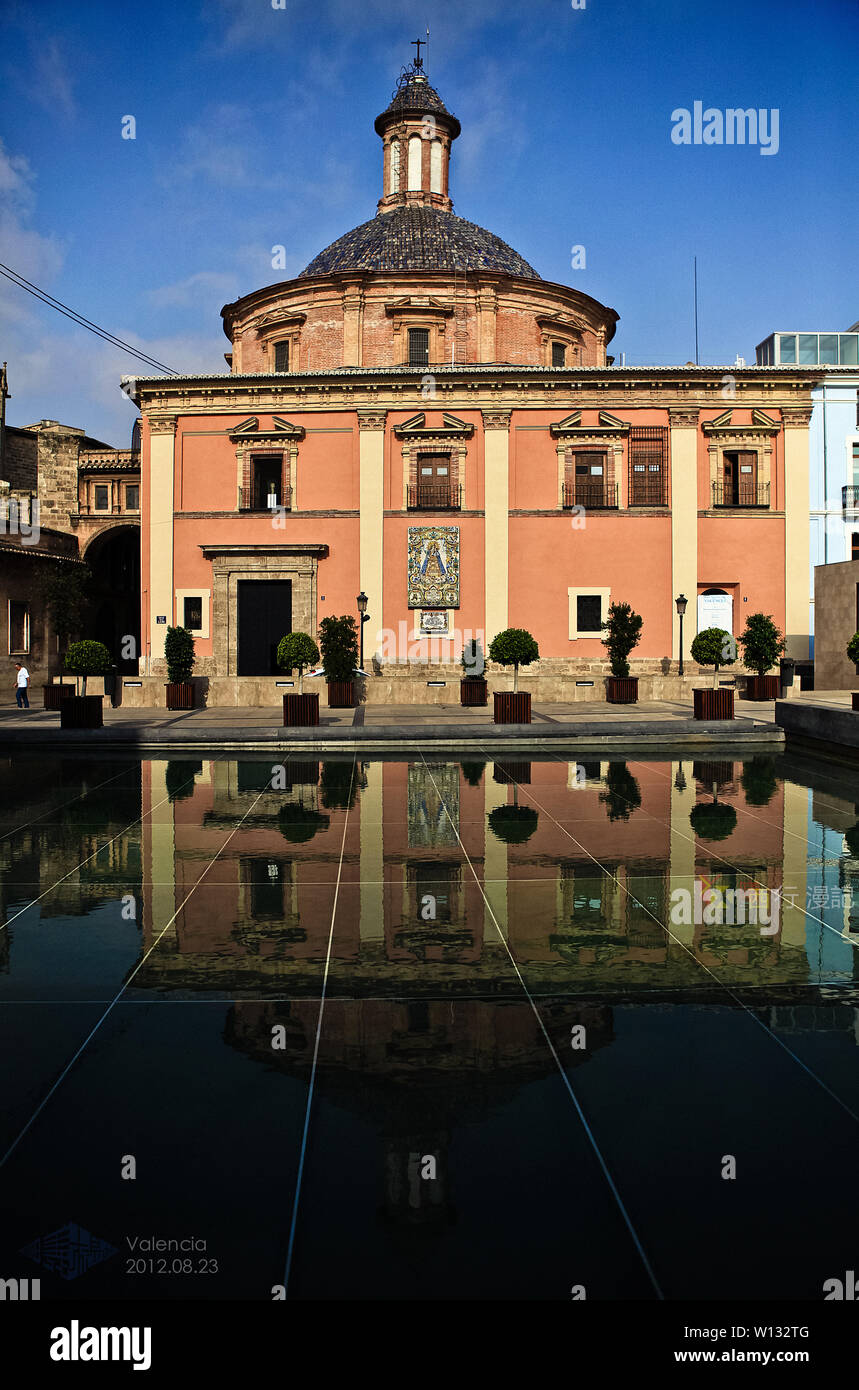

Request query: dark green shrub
[
  {"left": 165, "top": 626, "right": 195, "bottom": 685},
  {"left": 738, "top": 613, "right": 786, "bottom": 677},
  {"left": 277, "top": 632, "right": 320, "bottom": 693},
  {"left": 318, "top": 615, "right": 359, "bottom": 682},
  {"left": 488, "top": 628, "right": 539, "bottom": 692},
  {"left": 64, "top": 639, "right": 112, "bottom": 694},
  {"left": 601, "top": 601, "right": 643, "bottom": 678},
  {"left": 691, "top": 627, "right": 736, "bottom": 689},
  {"left": 278, "top": 804, "right": 330, "bottom": 843}
]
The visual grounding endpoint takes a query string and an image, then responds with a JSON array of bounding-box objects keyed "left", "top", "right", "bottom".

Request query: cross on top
[{"left": 411, "top": 37, "right": 424, "bottom": 69}]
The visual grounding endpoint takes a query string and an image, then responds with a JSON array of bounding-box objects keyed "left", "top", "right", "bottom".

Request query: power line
[{"left": 0, "top": 260, "right": 178, "bottom": 375}]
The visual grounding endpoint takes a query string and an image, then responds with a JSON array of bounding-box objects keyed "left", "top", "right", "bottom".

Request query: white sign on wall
[{"left": 697, "top": 590, "right": 734, "bottom": 635}]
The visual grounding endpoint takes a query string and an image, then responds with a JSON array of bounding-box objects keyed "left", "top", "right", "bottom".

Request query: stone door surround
[{"left": 200, "top": 543, "right": 328, "bottom": 676}]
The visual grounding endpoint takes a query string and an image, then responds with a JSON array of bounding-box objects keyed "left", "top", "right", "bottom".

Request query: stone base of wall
[{"left": 118, "top": 663, "right": 799, "bottom": 708}]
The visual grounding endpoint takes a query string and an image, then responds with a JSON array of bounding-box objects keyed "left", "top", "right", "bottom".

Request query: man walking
[{"left": 14, "top": 661, "right": 30, "bottom": 709}]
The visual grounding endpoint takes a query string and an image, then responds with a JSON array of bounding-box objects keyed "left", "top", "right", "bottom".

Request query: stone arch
[{"left": 81, "top": 522, "right": 141, "bottom": 671}]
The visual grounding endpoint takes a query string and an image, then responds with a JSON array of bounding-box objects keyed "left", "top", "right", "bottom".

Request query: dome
[
  {"left": 299, "top": 204, "right": 541, "bottom": 281},
  {"left": 374, "top": 75, "right": 461, "bottom": 139}
]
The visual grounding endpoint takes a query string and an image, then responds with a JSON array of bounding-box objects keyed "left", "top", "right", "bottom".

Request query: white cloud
[
  {"left": 31, "top": 36, "right": 76, "bottom": 120},
  {"left": 148, "top": 271, "right": 240, "bottom": 308}
]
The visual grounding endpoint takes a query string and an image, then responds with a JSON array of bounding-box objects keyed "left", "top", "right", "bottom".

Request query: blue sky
[{"left": 1, "top": 0, "right": 856, "bottom": 446}]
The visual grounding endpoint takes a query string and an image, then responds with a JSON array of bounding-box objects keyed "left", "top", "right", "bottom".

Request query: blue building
[{"left": 756, "top": 327, "right": 859, "bottom": 653}]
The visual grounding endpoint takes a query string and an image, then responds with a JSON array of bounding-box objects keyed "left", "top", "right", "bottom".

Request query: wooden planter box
[
  {"left": 493, "top": 691, "right": 532, "bottom": 724},
  {"left": 283, "top": 693, "right": 320, "bottom": 727},
  {"left": 693, "top": 687, "right": 735, "bottom": 721},
  {"left": 327, "top": 680, "right": 355, "bottom": 709},
  {"left": 165, "top": 681, "right": 195, "bottom": 710},
  {"left": 745, "top": 675, "right": 780, "bottom": 701},
  {"left": 43, "top": 683, "right": 75, "bottom": 710},
  {"left": 853, "top": 692, "right": 859, "bottom": 712},
  {"left": 460, "top": 678, "right": 488, "bottom": 707},
  {"left": 605, "top": 676, "right": 639, "bottom": 704},
  {"left": 60, "top": 695, "right": 104, "bottom": 730}
]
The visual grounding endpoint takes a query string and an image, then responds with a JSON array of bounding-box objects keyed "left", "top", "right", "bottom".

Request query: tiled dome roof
[
  {"left": 374, "top": 76, "right": 461, "bottom": 138},
  {"left": 299, "top": 205, "right": 541, "bottom": 280}
]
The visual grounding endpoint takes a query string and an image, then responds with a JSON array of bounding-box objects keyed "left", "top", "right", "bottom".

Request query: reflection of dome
[{"left": 300, "top": 205, "right": 541, "bottom": 281}]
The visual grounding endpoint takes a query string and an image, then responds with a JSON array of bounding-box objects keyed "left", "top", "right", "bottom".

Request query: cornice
[
  {"left": 482, "top": 408, "right": 511, "bottom": 430},
  {"left": 356, "top": 409, "right": 387, "bottom": 431}
]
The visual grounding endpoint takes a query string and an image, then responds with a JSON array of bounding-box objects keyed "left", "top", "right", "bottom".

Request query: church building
[{"left": 128, "top": 52, "right": 822, "bottom": 702}]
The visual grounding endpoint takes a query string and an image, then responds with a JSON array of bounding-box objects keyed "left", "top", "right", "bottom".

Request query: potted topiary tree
[
  {"left": 488, "top": 628, "right": 539, "bottom": 723},
  {"left": 41, "top": 560, "right": 90, "bottom": 709},
  {"left": 278, "top": 631, "right": 321, "bottom": 726},
  {"left": 62, "top": 639, "right": 112, "bottom": 728},
  {"left": 460, "top": 637, "right": 487, "bottom": 707},
  {"left": 738, "top": 612, "right": 786, "bottom": 700},
  {"left": 318, "top": 615, "right": 359, "bottom": 708},
  {"left": 601, "top": 601, "right": 643, "bottom": 704},
  {"left": 847, "top": 632, "right": 859, "bottom": 711},
  {"left": 690, "top": 627, "right": 735, "bottom": 720},
  {"left": 164, "top": 626, "right": 196, "bottom": 709}
]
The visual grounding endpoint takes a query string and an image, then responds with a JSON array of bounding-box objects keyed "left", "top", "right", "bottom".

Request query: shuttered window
[
  {"left": 552, "top": 341, "right": 566, "bottom": 367},
  {"left": 274, "top": 341, "right": 290, "bottom": 373}
]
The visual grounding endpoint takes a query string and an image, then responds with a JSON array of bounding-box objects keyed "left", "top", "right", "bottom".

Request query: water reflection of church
[{"left": 135, "top": 754, "right": 840, "bottom": 994}]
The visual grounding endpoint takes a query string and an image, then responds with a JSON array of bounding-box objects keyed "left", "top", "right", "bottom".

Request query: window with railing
[
  {"left": 241, "top": 457, "right": 291, "bottom": 511},
  {"left": 408, "top": 481, "right": 461, "bottom": 510},
  {"left": 562, "top": 453, "right": 617, "bottom": 509},
  {"left": 628, "top": 426, "right": 669, "bottom": 505},
  {"left": 712, "top": 480, "right": 770, "bottom": 508},
  {"left": 845, "top": 486, "right": 859, "bottom": 518},
  {"left": 410, "top": 453, "right": 459, "bottom": 509}
]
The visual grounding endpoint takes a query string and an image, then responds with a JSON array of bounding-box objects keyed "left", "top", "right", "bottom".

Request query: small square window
[
  {"left": 274, "top": 341, "right": 290, "bottom": 372},
  {"left": 125, "top": 485, "right": 139, "bottom": 510},
  {"left": 577, "top": 594, "right": 602, "bottom": 633},
  {"left": 552, "top": 341, "right": 566, "bottom": 367},
  {"left": 94, "top": 485, "right": 109, "bottom": 510},
  {"left": 183, "top": 597, "right": 203, "bottom": 631}
]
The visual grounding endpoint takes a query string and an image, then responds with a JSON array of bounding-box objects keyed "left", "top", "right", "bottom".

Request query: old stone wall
[
  {"left": 2, "top": 427, "right": 38, "bottom": 491},
  {"left": 814, "top": 559, "right": 859, "bottom": 689}
]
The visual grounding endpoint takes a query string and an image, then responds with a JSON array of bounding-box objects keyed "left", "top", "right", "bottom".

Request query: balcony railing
[
  {"left": 843, "top": 485, "right": 859, "bottom": 517},
  {"left": 712, "top": 481, "right": 770, "bottom": 509},
  {"left": 240, "top": 486, "right": 292, "bottom": 512},
  {"left": 562, "top": 480, "right": 619, "bottom": 510},
  {"left": 628, "top": 476, "right": 669, "bottom": 506},
  {"left": 407, "top": 482, "right": 462, "bottom": 511}
]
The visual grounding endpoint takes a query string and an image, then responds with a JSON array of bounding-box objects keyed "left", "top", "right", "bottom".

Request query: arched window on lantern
[
  {"left": 408, "top": 135, "right": 422, "bottom": 190},
  {"left": 389, "top": 139, "right": 400, "bottom": 194},
  {"left": 430, "top": 140, "right": 442, "bottom": 193}
]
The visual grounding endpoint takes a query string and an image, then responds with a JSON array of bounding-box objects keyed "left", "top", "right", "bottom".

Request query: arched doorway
[
  {"left": 697, "top": 587, "right": 734, "bottom": 636},
  {"left": 84, "top": 525, "right": 140, "bottom": 672}
]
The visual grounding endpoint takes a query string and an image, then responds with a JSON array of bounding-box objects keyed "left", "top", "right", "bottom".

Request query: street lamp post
[
  {"left": 356, "top": 591, "right": 369, "bottom": 672},
  {"left": 675, "top": 593, "right": 688, "bottom": 677}
]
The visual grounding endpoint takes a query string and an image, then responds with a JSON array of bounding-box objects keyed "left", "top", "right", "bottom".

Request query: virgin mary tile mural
[{"left": 408, "top": 526, "right": 460, "bottom": 609}]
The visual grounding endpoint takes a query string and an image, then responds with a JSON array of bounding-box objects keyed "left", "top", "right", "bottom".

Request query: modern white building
[{"left": 756, "top": 327, "right": 859, "bottom": 653}]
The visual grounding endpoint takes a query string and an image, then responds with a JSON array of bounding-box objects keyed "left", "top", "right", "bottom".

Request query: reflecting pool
[{"left": 1, "top": 750, "right": 858, "bottom": 1300}]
